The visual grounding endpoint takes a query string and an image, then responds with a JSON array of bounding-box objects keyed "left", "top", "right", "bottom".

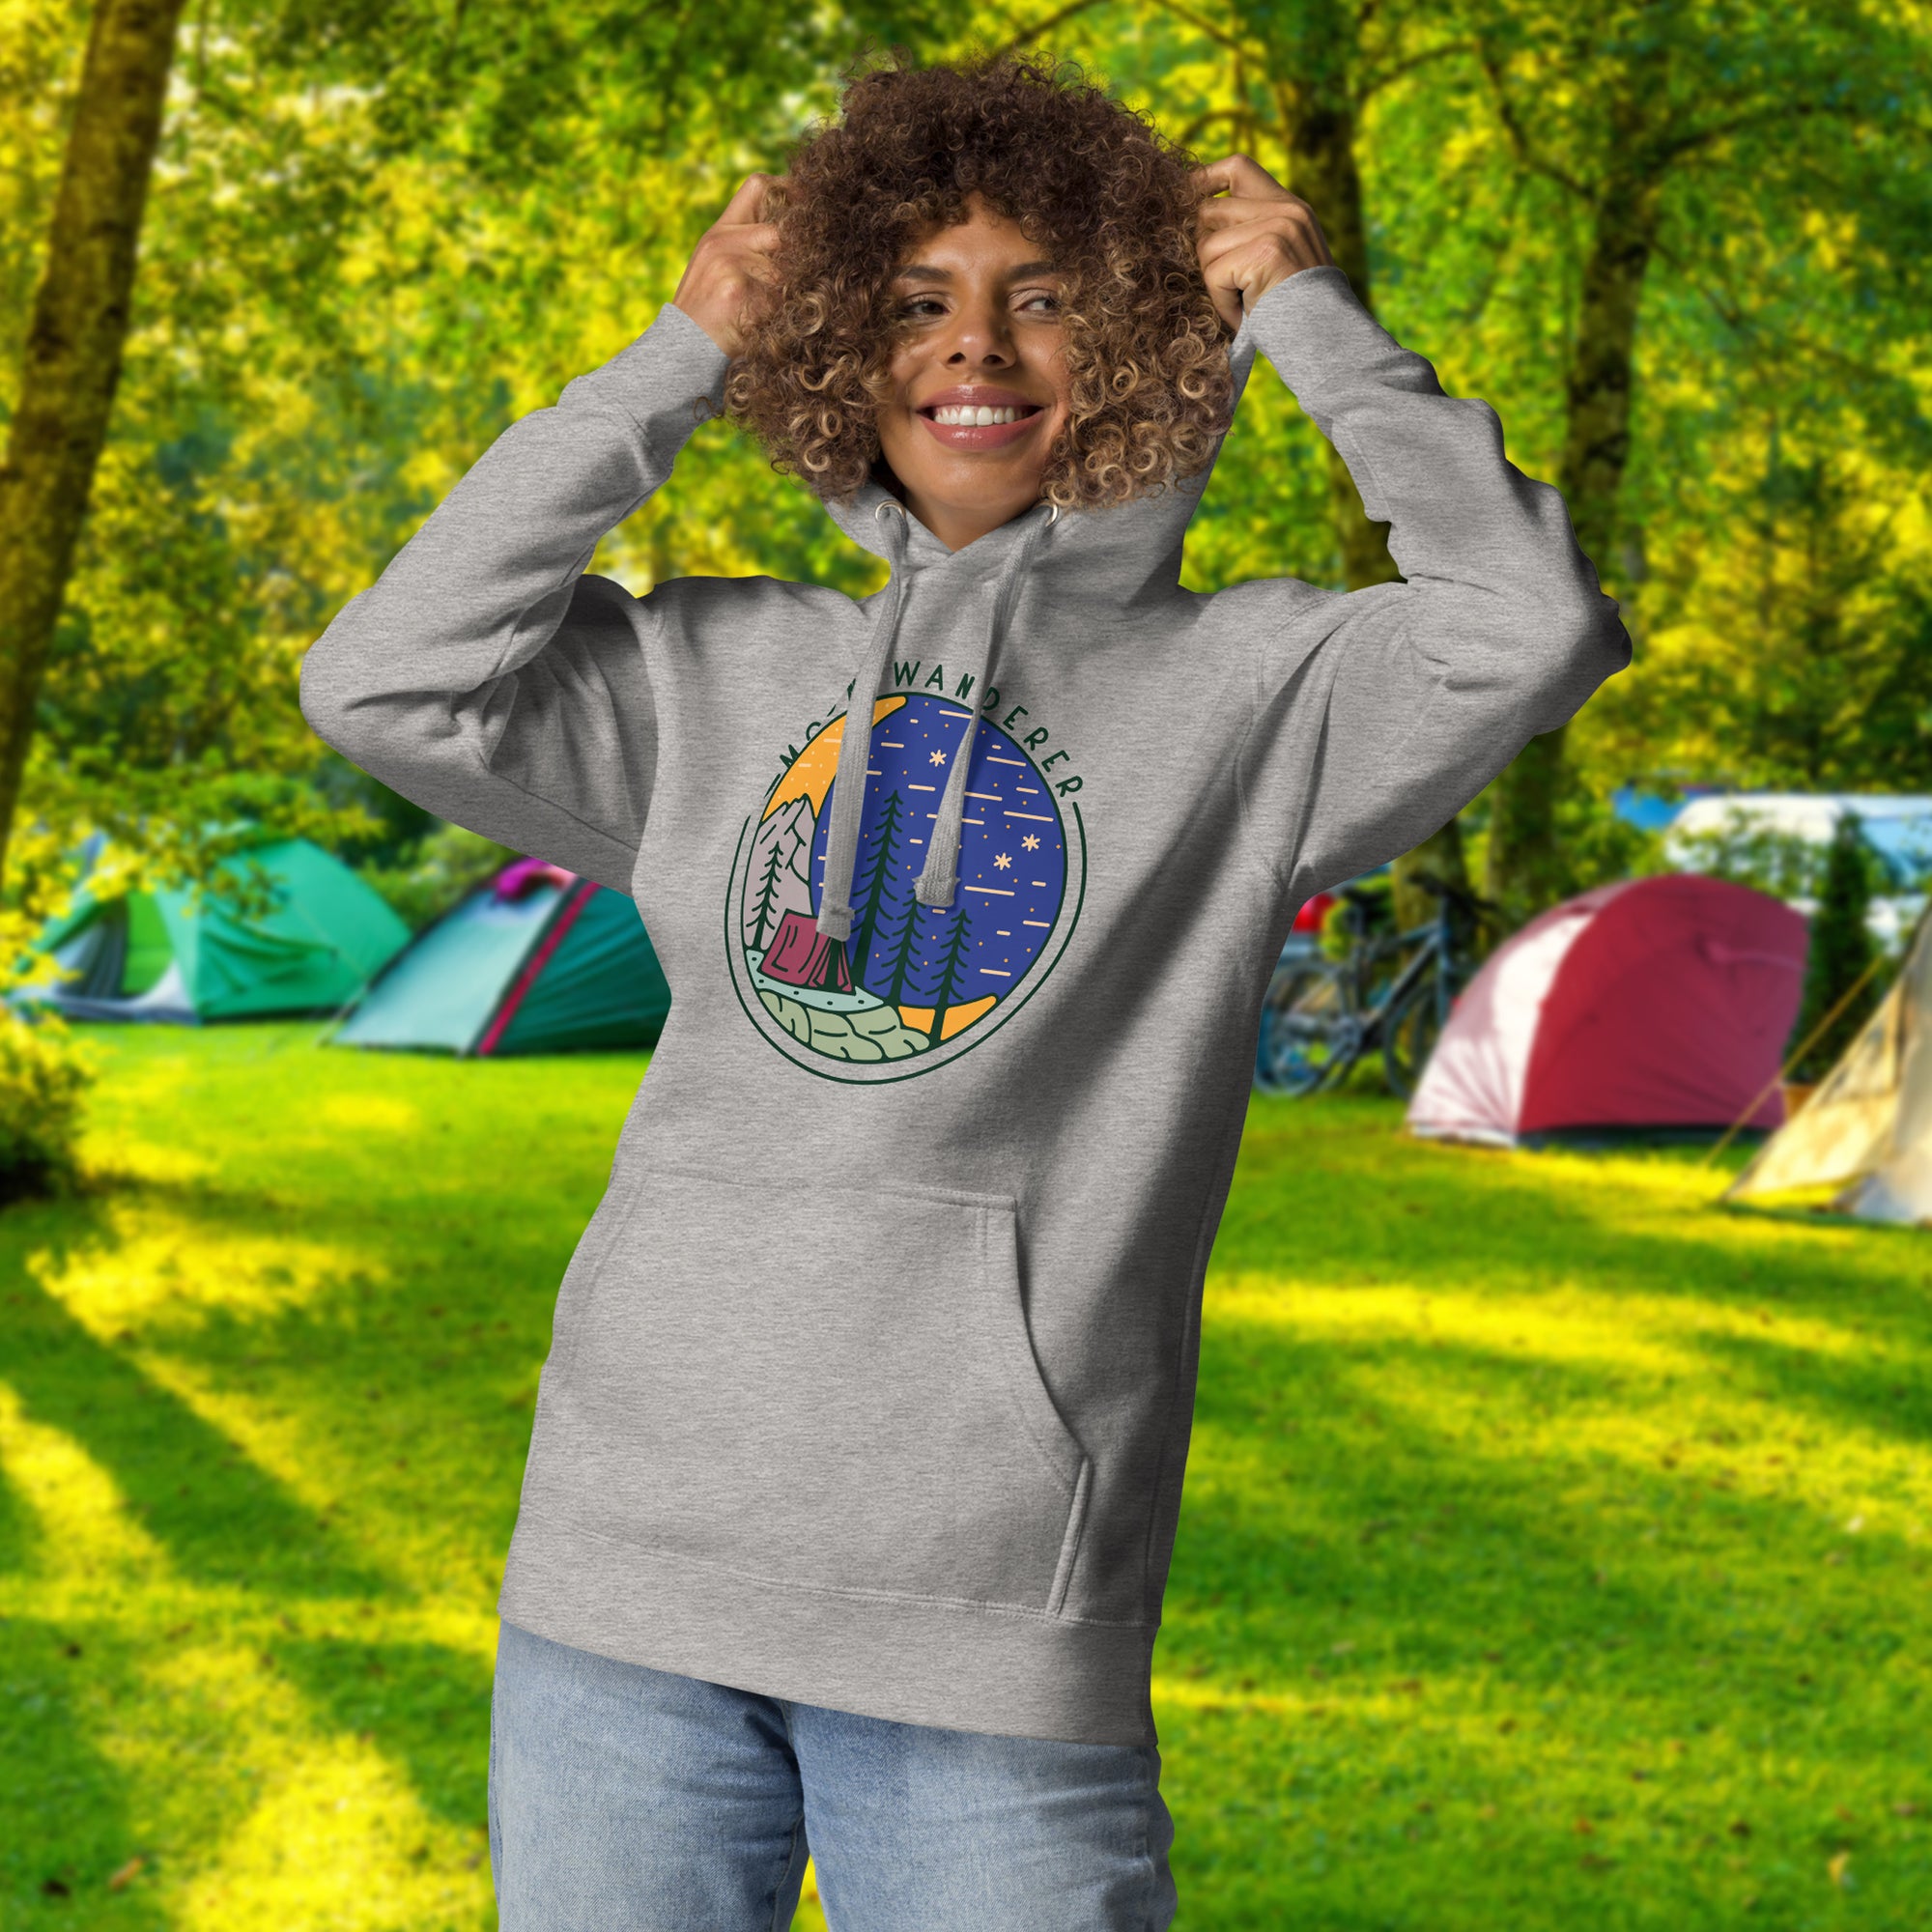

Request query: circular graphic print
[{"left": 725, "top": 691, "right": 1085, "bottom": 1081}]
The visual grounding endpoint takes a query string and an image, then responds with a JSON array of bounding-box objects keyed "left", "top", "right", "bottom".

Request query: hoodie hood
[{"left": 810, "top": 314, "right": 1264, "bottom": 945}]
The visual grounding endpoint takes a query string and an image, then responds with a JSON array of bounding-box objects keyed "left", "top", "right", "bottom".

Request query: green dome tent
[
  {"left": 327, "top": 859, "right": 670, "bottom": 1057},
  {"left": 18, "top": 835, "right": 411, "bottom": 1023}
]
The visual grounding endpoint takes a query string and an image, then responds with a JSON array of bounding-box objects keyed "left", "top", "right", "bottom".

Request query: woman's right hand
[{"left": 671, "top": 173, "right": 782, "bottom": 357}]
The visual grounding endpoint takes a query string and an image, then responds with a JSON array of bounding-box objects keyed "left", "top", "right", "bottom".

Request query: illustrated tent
[
  {"left": 758, "top": 908, "right": 854, "bottom": 993},
  {"left": 16, "top": 834, "right": 411, "bottom": 1023},
  {"left": 328, "top": 858, "right": 670, "bottom": 1056},
  {"left": 1726, "top": 910, "right": 1932, "bottom": 1221},
  {"left": 1406, "top": 874, "right": 1809, "bottom": 1148}
]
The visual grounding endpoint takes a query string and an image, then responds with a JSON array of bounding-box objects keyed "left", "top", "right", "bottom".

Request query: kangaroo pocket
[{"left": 529, "top": 1161, "right": 1093, "bottom": 1614}]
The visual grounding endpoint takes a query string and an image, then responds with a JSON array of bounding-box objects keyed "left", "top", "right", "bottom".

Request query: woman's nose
[{"left": 941, "top": 302, "right": 1014, "bottom": 365}]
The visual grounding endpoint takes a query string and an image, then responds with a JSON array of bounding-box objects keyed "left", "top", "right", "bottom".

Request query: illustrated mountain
[{"left": 743, "top": 794, "right": 816, "bottom": 952}]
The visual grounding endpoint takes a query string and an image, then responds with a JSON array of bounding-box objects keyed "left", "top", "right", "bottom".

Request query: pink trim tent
[{"left": 1406, "top": 875, "right": 1809, "bottom": 1148}]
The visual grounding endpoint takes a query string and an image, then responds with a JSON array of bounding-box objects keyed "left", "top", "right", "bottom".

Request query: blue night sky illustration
[{"left": 809, "top": 693, "right": 1067, "bottom": 1011}]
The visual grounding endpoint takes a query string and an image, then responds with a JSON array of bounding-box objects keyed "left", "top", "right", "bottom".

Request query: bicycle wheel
[
  {"left": 1381, "top": 980, "right": 1447, "bottom": 1099},
  {"left": 1255, "top": 957, "right": 1362, "bottom": 1095}
]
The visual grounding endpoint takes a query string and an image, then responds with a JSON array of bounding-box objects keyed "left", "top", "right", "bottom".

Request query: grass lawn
[{"left": 2, "top": 1022, "right": 1928, "bottom": 1928}]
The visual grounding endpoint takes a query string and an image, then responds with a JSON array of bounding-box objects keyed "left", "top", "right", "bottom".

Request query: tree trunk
[
  {"left": 1279, "top": 71, "right": 1472, "bottom": 933},
  {"left": 0, "top": 0, "right": 187, "bottom": 888},
  {"left": 1481, "top": 177, "right": 1662, "bottom": 921}
]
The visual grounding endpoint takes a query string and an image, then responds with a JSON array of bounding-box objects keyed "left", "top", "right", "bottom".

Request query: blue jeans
[{"left": 489, "top": 1620, "right": 1178, "bottom": 1930}]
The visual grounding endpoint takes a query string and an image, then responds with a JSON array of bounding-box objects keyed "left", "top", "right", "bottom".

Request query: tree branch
[
  {"left": 1653, "top": 96, "right": 1861, "bottom": 168},
  {"left": 1360, "top": 37, "right": 1475, "bottom": 106},
  {"left": 1147, "top": 0, "right": 1254, "bottom": 58},
  {"left": 980, "top": 0, "right": 1111, "bottom": 61},
  {"left": 1478, "top": 45, "right": 1595, "bottom": 204},
  {"left": 1177, "top": 104, "right": 1250, "bottom": 151}
]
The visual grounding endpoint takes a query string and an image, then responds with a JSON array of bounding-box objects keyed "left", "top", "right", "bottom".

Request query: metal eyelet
[
  {"left": 1044, "top": 503, "right": 1062, "bottom": 526},
  {"left": 873, "top": 497, "right": 908, "bottom": 525}
]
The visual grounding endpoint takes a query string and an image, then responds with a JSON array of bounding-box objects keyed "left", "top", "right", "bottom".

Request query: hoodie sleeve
[
  {"left": 298, "top": 301, "right": 730, "bottom": 894},
  {"left": 1229, "top": 266, "right": 1631, "bottom": 906}
]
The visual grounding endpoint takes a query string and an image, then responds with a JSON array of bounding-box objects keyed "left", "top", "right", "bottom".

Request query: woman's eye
[
  {"left": 1019, "top": 293, "right": 1061, "bottom": 314},
  {"left": 901, "top": 298, "right": 947, "bottom": 318}
]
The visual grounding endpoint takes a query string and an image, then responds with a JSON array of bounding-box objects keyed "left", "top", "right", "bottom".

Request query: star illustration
[
  {"left": 993, "top": 851, "right": 1012, "bottom": 869},
  {"left": 929, "top": 750, "right": 947, "bottom": 766},
  {"left": 1021, "top": 834, "right": 1040, "bottom": 850}
]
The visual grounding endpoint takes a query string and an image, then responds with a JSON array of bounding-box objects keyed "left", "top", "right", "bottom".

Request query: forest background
[{"left": 3, "top": 0, "right": 1932, "bottom": 950}]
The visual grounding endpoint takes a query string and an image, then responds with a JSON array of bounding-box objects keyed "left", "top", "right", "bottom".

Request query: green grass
[{"left": 2, "top": 1024, "right": 1928, "bottom": 1927}]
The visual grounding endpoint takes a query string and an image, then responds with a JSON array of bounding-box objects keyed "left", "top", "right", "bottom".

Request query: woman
[{"left": 300, "top": 48, "right": 1627, "bottom": 1932}]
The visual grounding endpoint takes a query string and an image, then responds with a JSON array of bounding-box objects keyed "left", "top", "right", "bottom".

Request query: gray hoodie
[{"left": 299, "top": 264, "right": 1628, "bottom": 1747}]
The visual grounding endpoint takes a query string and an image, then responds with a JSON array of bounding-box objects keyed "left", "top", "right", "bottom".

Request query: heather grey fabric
[{"left": 300, "top": 265, "right": 1629, "bottom": 1747}]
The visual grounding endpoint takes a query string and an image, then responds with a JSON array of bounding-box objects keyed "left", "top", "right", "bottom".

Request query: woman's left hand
[{"left": 1192, "top": 155, "right": 1336, "bottom": 332}]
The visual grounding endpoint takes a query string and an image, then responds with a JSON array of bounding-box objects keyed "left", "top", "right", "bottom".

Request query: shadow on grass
[
  {"left": 1176, "top": 1322, "right": 1910, "bottom": 1679},
  {"left": 1155, "top": 1273, "right": 1931, "bottom": 1927},
  {"left": 0, "top": 1455, "right": 36, "bottom": 1575},
  {"left": 273, "top": 1636, "right": 495, "bottom": 1833},
  {"left": 3, "top": 1196, "right": 390, "bottom": 1603},
  {"left": 1689, "top": 1324, "right": 1932, "bottom": 1449},
  {"left": 0, "top": 1616, "right": 172, "bottom": 1927},
  {"left": 1227, "top": 1098, "right": 1932, "bottom": 1360}
]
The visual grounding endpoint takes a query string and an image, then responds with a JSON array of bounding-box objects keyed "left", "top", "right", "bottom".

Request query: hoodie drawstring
[
  {"left": 913, "top": 503, "right": 1055, "bottom": 909},
  {"left": 815, "top": 497, "right": 1058, "bottom": 941},
  {"left": 814, "top": 499, "right": 912, "bottom": 943}
]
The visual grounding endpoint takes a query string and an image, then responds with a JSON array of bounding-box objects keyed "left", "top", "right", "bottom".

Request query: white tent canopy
[{"left": 1727, "top": 913, "right": 1932, "bottom": 1222}]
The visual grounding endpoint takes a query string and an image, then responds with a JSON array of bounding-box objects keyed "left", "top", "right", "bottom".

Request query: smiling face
[{"left": 872, "top": 192, "right": 1073, "bottom": 553}]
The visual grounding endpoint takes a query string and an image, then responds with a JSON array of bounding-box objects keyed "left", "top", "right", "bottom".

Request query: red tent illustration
[{"left": 758, "top": 908, "right": 855, "bottom": 993}]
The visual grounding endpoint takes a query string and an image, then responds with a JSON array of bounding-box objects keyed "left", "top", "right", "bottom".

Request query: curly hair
[{"left": 723, "top": 48, "right": 1235, "bottom": 514}]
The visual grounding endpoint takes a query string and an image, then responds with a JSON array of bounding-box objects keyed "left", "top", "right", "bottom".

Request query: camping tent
[
  {"left": 17, "top": 834, "right": 410, "bottom": 1023},
  {"left": 328, "top": 858, "right": 669, "bottom": 1056},
  {"left": 1406, "top": 874, "right": 1809, "bottom": 1148},
  {"left": 1726, "top": 912, "right": 1931, "bottom": 1221}
]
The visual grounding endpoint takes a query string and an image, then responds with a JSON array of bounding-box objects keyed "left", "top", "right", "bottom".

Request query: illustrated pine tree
[
  {"left": 870, "top": 885, "right": 928, "bottom": 1018},
  {"left": 924, "top": 898, "right": 977, "bottom": 1046},
  {"left": 848, "top": 788, "right": 905, "bottom": 983},
  {"left": 746, "top": 834, "right": 788, "bottom": 953}
]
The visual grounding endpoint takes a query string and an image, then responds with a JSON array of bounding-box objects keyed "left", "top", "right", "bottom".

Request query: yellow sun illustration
[{"left": 760, "top": 695, "right": 908, "bottom": 822}]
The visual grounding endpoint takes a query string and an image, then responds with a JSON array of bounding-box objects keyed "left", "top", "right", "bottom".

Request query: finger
[
  {"left": 1216, "top": 192, "right": 1321, "bottom": 234},
  {"left": 1195, "top": 191, "right": 1316, "bottom": 237},
  {"left": 1191, "top": 154, "right": 1292, "bottom": 202},
  {"left": 718, "top": 171, "right": 777, "bottom": 222},
  {"left": 1198, "top": 207, "right": 1322, "bottom": 261}
]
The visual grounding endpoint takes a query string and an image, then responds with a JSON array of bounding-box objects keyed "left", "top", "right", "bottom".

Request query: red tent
[
  {"left": 758, "top": 908, "right": 855, "bottom": 993},
  {"left": 1406, "top": 875, "right": 1809, "bottom": 1147}
]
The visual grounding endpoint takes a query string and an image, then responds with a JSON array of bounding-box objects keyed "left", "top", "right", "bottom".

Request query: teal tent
[
  {"left": 328, "top": 859, "right": 669, "bottom": 1056},
  {"left": 18, "top": 834, "right": 410, "bottom": 1023}
]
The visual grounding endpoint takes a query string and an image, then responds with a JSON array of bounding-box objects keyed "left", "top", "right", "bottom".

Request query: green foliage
[
  {"left": 1669, "top": 824, "right": 1826, "bottom": 901},
  {"left": 0, "top": 1007, "right": 93, "bottom": 1200},
  {"left": 1788, "top": 810, "right": 1884, "bottom": 1082},
  {"left": 1458, "top": 781, "right": 1668, "bottom": 916},
  {"left": 1551, "top": 785, "right": 1668, "bottom": 896},
  {"left": 4, "top": 0, "right": 1932, "bottom": 916},
  {"left": 355, "top": 821, "right": 519, "bottom": 932}
]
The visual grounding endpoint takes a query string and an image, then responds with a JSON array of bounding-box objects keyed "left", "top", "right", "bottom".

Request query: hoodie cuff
[
  {"left": 1239, "top": 264, "right": 1442, "bottom": 431},
  {"left": 556, "top": 300, "right": 732, "bottom": 476}
]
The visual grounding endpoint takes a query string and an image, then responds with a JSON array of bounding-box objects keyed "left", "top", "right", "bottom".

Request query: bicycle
[{"left": 1253, "top": 873, "right": 1493, "bottom": 1098}]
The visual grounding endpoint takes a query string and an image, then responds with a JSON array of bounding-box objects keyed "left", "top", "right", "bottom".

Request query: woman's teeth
[{"left": 930, "top": 405, "right": 1032, "bottom": 425}]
